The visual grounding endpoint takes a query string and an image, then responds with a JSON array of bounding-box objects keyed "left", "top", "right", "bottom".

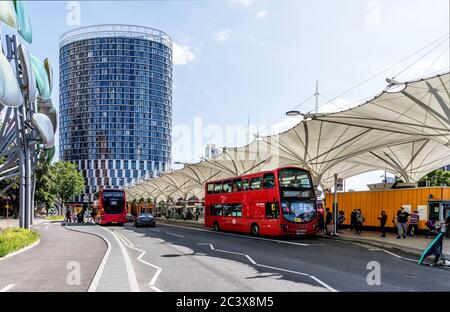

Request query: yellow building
[{"left": 325, "top": 187, "right": 450, "bottom": 229}]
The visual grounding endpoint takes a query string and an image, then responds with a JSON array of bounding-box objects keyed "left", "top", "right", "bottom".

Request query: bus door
[{"left": 261, "top": 173, "right": 278, "bottom": 232}]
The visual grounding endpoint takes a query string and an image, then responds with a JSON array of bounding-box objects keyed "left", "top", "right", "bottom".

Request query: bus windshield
[
  {"left": 278, "top": 168, "right": 316, "bottom": 223},
  {"left": 102, "top": 190, "right": 125, "bottom": 214}
]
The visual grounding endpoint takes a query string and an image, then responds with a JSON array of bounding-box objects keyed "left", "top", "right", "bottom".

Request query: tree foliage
[
  {"left": 420, "top": 169, "right": 450, "bottom": 186},
  {"left": 52, "top": 161, "right": 85, "bottom": 210}
]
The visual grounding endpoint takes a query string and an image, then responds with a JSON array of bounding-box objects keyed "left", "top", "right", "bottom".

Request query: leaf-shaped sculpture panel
[
  {"left": 44, "top": 58, "right": 53, "bottom": 92},
  {"left": 13, "top": 0, "right": 32, "bottom": 43},
  {"left": 30, "top": 54, "right": 51, "bottom": 99},
  {"left": 31, "top": 113, "right": 55, "bottom": 149},
  {"left": 45, "top": 146, "right": 56, "bottom": 164},
  {"left": 0, "top": 51, "right": 23, "bottom": 108},
  {"left": 18, "top": 44, "right": 37, "bottom": 102},
  {"left": 37, "top": 97, "right": 53, "bottom": 113},
  {"left": 0, "top": 1, "right": 19, "bottom": 29},
  {"left": 48, "top": 107, "right": 58, "bottom": 133}
]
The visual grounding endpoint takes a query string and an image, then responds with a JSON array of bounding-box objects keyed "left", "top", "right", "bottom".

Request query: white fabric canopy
[{"left": 126, "top": 72, "right": 450, "bottom": 201}]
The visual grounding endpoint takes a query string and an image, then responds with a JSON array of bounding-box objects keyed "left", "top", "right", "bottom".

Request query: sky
[{"left": 2, "top": 0, "right": 449, "bottom": 191}]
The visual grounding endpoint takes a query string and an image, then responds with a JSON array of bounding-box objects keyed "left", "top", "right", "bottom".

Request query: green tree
[
  {"left": 34, "top": 162, "right": 57, "bottom": 212},
  {"left": 52, "top": 161, "right": 84, "bottom": 214},
  {"left": 420, "top": 169, "right": 450, "bottom": 186}
]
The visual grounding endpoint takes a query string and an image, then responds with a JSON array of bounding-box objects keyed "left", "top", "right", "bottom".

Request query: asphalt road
[
  {"left": 0, "top": 221, "right": 106, "bottom": 292},
  {"left": 106, "top": 222, "right": 450, "bottom": 292}
]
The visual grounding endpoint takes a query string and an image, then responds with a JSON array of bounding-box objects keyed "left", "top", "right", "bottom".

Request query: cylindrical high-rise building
[{"left": 59, "top": 25, "right": 173, "bottom": 202}]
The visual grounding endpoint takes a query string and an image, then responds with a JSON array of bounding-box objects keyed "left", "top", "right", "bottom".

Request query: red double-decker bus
[
  {"left": 204, "top": 167, "right": 319, "bottom": 236},
  {"left": 94, "top": 189, "right": 127, "bottom": 225}
]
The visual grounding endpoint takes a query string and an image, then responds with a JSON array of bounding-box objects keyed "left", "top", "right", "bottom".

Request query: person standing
[
  {"left": 354, "top": 209, "right": 364, "bottom": 235},
  {"left": 396, "top": 207, "right": 409, "bottom": 239},
  {"left": 408, "top": 210, "right": 420, "bottom": 236},
  {"left": 350, "top": 209, "right": 357, "bottom": 231},
  {"left": 325, "top": 208, "right": 333, "bottom": 235},
  {"left": 337, "top": 211, "right": 346, "bottom": 234},
  {"left": 378, "top": 211, "right": 388, "bottom": 237}
]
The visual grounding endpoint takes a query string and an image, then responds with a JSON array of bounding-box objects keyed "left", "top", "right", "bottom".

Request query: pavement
[
  {"left": 319, "top": 228, "right": 450, "bottom": 257},
  {"left": 2, "top": 219, "right": 450, "bottom": 292},
  {"left": 0, "top": 221, "right": 106, "bottom": 292},
  {"left": 0, "top": 218, "right": 48, "bottom": 230}
]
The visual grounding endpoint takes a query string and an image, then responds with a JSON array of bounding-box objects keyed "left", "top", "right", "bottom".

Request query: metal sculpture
[{"left": 0, "top": 0, "right": 56, "bottom": 228}]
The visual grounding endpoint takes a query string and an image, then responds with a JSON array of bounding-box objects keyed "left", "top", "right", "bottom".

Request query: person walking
[
  {"left": 378, "top": 211, "right": 388, "bottom": 237},
  {"left": 396, "top": 207, "right": 409, "bottom": 239},
  {"left": 318, "top": 210, "right": 325, "bottom": 234},
  {"left": 354, "top": 209, "right": 364, "bottom": 235},
  {"left": 325, "top": 208, "right": 333, "bottom": 235},
  {"left": 65, "top": 210, "right": 72, "bottom": 223},
  {"left": 350, "top": 209, "right": 357, "bottom": 231},
  {"left": 408, "top": 210, "right": 420, "bottom": 236}
]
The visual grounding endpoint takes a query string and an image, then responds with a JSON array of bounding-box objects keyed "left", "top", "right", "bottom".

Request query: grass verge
[
  {"left": 0, "top": 228, "right": 40, "bottom": 258},
  {"left": 45, "top": 215, "right": 64, "bottom": 221}
]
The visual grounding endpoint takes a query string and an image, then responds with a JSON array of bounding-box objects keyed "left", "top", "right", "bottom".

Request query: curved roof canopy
[{"left": 126, "top": 72, "right": 450, "bottom": 201}]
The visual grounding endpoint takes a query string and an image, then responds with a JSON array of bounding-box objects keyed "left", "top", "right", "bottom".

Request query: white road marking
[
  {"left": 166, "top": 232, "right": 184, "bottom": 238},
  {"left": 197, "top": 242, "right": 337, "bottom": 292},
  {"left": 309, "top": 275, "right": 337, "bottom": 292},
  {"left": 64, "top": 224, "right": 111, "bottom": 292},
  {"left": 146, "top": 228, "right": 160, "bottom": 233},
  {"left": 158, "top": 222, "right": 310, "bottom": 246},
  {"left": 0, "top": 284, "right": 15, "bottom": 292},
  {"left": 115, "top": 232, "right": 163, "bottom": 292},
  {"left": 101, "top": 227, "right": 140, "bottom": 292}
]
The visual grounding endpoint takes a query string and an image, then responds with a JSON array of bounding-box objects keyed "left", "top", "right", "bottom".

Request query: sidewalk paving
[
  {"left": 320, "top": 228, "right": 450, "bottom": 257},
  {"left": 0, "top": 218, "right": 48, "bottom": 230}
]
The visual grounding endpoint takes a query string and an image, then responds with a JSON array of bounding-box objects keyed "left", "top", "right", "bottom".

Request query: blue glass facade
[{"left": 59, "top": 25, "right": 172, "bottom": 201}]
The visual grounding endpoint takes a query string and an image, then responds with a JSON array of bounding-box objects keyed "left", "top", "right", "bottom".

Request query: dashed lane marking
[
  {"left": 156, "top": 223, "right": 310, "bottom": 246},
  {"left": 115, "top": 231, "right": 163, "bottom": 292},
  {"left": 196, "top": 242, "right": 337, "bottom": 292},
  {"left": 166, "top": 232, "right": 184, "bottom": 238}
]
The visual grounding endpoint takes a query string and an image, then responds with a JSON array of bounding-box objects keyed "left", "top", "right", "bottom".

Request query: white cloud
[
  {"left": 215, "top": 29, "right": 232, "bottom": 42},
  {"left": 231, "top": 0, "right": 255, "bottom": 6},
  {"left": 173, "top": 43, "right": 195, "bottom": 65},
  {"left": 249, "top": 36, "right": 265, "bottom": 47},
  {"left": 256, "top": 11, "right": 268, "bottom": 19}
]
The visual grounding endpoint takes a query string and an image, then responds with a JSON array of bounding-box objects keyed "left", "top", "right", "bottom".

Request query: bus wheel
[
  {"left": 251, "top": 223, "right": 259, "bottom": 236},
  {"left": 213, "top": 222, "right": 220, "bottom": 231}
]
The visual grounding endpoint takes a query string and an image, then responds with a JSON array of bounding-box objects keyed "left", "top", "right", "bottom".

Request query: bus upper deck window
[
  {"left": 250, "top": 177, "right": 262, "bottom": 190},
  {"left": 214, "top": 182, "right": 223, "bottom": 193},
  {"left": 223, "top": 180, "right": 232, "bottom": 193},
  {"left": 207, "top": 183, "right": 214, "bottom": 194},
  {"left": 263, "top": 173, "right": 275, "bottom": 189},
  {"left": 242, "top": 179, "right": 249, "bottom": 191},
  {"left": 232, "top": 179, "right": 242, "bottom": 192}
]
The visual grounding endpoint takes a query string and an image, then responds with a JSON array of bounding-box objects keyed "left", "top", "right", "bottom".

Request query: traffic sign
[{"left": 336, "top": 178, "right": 344, "bottom": 191}]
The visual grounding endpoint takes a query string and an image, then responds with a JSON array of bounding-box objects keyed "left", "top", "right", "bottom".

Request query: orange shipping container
[{"left": 324, "top": 187, "right": 450, "bottom": 230}]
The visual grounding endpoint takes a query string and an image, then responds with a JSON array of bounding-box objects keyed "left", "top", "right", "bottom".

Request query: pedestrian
[
  {"left": 408, "top": 210, "right": 420, "bottom": 236},
  {"left": 378, "top": 211, "right": 388, "bottom": 237},
  {"left": 354, "top": 209, "right": 364, "bottom": 235},
  {"left": 65, "top": 210, "right": 72, "bottom": 223},
  {"left": 396, "top": 207, "right": 409, "bottom": 239},
  {"left": 325, "top": 208, "right": 333, "bottom": 235},
  {"left": 337, "top": 210, "right": 345, "bottom": 234},
  {"left": 318, "top": 210, "right": 325, "bottom": 234},
  {"left": 350, "top": 209, "right": 357, "bottom": 231},
  {"left": 392, "top": 214, "right": 398, "bottom": 235}
]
